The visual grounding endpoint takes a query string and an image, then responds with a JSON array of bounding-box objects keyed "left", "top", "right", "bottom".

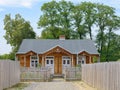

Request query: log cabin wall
[{"left": 16, "top": 50, "right": 99, "bottom": 68}]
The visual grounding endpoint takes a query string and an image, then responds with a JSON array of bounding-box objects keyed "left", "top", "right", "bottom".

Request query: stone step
[
  {"left": 52, "top": 74, "right": 64, "bottom": 78},
  {"left": 52, "top": 78, "right": 65, "bottom": 82}
]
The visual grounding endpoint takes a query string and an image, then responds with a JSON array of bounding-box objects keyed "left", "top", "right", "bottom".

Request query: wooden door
[{"left": 54, "top": 56, "right": 62, "bottom": 74}]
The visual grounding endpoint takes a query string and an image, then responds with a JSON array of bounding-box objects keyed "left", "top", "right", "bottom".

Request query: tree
[
  {"left": 4, "top": 14, "right": 36, "bottom": 60},
  {"left": 38, "top": 1, "right": 120, "bottom": 61},
  {"left": 80, "top": 2, "right": 97, "bottom": 40},
  {"left": 71, "top": 4, "right": 87, "bottom": 39},
  {"left": 105, "top": 15, "right": 120, "bottom": 61},
  {"left": 95, "top": 4, "right": 115, "bottom": 61},
  {"left": 57, "top": 0, "right": 74, "bottom": 39},
  {"left": 38, "top": 1, "right": 62, "bottom": 39},
  {"left": 38, "top": 0, "right": 74, "bottom": 39}
]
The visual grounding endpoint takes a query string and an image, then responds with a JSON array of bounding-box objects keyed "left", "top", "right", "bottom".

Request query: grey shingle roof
[{"left": 17, "top": 39, "right": 99, "bottom": 54}]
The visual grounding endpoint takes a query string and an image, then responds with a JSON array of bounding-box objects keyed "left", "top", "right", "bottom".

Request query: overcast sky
[{"left": 0, "top": 0, "right": 120, "bottom": 55}]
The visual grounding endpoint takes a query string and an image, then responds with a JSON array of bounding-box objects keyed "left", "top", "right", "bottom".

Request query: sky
[{"left": 0, "top": 0, "right": 120, "bottom": 55}]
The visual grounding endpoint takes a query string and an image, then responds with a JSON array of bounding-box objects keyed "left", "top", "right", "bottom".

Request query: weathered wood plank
[
  {"left": 0, "top": 60, "right": 20, "bottom": 90},
  {"left": 82, "top": 62, "right": 120, "bottom": 90}
]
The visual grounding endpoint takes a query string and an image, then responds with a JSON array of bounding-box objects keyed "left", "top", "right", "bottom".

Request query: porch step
[
  {"left": 52, "top": 78, "right": 65, "bottom": 82},
  {"left": 52, "top": 74, "right": 64, "bottom": 78}
]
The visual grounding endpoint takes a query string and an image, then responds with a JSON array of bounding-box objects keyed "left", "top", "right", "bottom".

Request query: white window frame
[
  {"left": 45, "top": 56, "right": 54, "bottom": 66},
  {"left": 45, "top": 56, "right": 54, "bottom": 74},
  {"left": 62, "top": 56, "right": 71, "bottom": 74},
  {"left": 62, "top": 56, "right": 71, "bottom": 66},
  {"left": 77, "top": 55, "right": 86, "bottom": 65},
  {"left": 30, "top": 55, "right": 38, "bottom": 68}
]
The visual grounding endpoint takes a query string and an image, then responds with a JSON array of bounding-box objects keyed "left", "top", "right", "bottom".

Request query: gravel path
[
  {"left": 24, "top": 78, "right": 80, "bottom": 90},
  {"left": 24, "top": 82, "right": 80, "bottom": 90}
]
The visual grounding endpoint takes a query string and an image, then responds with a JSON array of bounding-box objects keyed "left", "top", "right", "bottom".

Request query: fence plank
[
  {"left": 82, "top": 62, "right": 120, "bottom": 90},
  {"left": 0, "top": 60, "right": 20, "bottom": 90}
]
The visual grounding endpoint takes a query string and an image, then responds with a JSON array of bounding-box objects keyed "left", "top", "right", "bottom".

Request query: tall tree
[
  {"left": 80, "top": 2, "right": 97, "bottom": 40},
  {"left": 38, "top": 0, "right": 74, "bottom": 39},
  {"left": 38, "top": 1, "right": 62, "bottom": 39},
  {"left": 4, "top": 14, "right": 36, "bottom": 59},
  {"left": 105, "top": 15, "right": 120, "bottom": 61},
  {"left": 57, "top": 0, "right": 74, "bottom": 39},
  {"left": 71, "top": 4, "right": 87, "bottom": 39},
  {"left": 95, "top": 4, "right": 115, "bottom": 61},
  {"left": 38, "top": 1, "right": 120, "bottom": 61}
]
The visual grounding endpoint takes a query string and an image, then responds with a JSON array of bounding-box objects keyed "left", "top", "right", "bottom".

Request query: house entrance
[
  {"left": 45, "top": 56, "right": 54, "bottom": 74},
  {"left": 54, "top": 56, "right": 62, "bottom": 74},
  {"left": 62, "top": 56, "right": 71, "bottom": 73}
]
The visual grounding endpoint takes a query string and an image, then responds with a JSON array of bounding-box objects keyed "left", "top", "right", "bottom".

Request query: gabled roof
[{"left": 17, "top": 39, "right": 99, "bottom": 55}]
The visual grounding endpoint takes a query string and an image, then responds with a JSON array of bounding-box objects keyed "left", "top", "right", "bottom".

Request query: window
[
  {"left": 67, "top": 60, "right": 70, "bottom": 64},
  {"left": 45, "top": 56, "right": 54, "bottom": 74},
  {"left": 82, "top": 60, "right": 84, "bottom": 64},
  {"left": 63, "top": 60, "right": 66, "bottom": 64},
  {"left": 47, "top": 60, "right": 49, "bottom": 64},
  {"left": 30, "top": 56, "right": 38, "bottom": 68},
  {"left": 45, "top": 56, "right": 54, "bottom": 65},
  {"left": 78, "top": 56, "right": 86, "bottom": 65},
  {"left": 62, "top": 56, "right": 71, "bottom": 65},
  {"left": 51, "top": 60, "right": 53, "bottom": 64}
]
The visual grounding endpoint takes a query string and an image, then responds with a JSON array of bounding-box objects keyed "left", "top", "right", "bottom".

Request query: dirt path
[
  {"left": 24, "top": 78, "right": 97, "bottom": 90},
  {"left": 24, "top": 82, "right": 79, "bottom": 90},
  {"left": 72, "top": 81, "right": 97, "bottom": 90}
]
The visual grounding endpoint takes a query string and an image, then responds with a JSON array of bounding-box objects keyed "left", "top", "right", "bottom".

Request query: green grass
[{"left": 3, "top": 83, "right": 29, "bottom": 90}]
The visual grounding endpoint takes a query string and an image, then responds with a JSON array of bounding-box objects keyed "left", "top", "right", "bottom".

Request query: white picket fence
[
  {"left": 82, "top": 62, "right": 120, "bottom": 90},
  {"left": 0, "top": 60, "right": 20, "bottom": 90}
]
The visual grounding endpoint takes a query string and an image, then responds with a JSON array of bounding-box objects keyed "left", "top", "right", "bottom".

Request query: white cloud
[{"left": 0, "top": 0, "right": 39, "bottom": 8}]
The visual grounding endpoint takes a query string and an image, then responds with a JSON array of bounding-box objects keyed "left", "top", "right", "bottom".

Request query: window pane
[
  {"left": 31, "top": 56, "right": 37, "bottom": 59},
  {"left": 82, "top": 60, "right": 84, "bottom": 64},
  {"left": 31, "top": 61, "right": 34, "bottom": 66},
  {"left": 35, "top": 61, "right": 38, "bottom": 67},
  {"left": 63, "top": 60, "right": 65, "bottom": 64},
  {"left": 51, "top": 60, "right": 53, "bottom": 64},
  {"left": 46, "top": 57, "right": 53, "bottom": 59},
  {"left": 67, "top": 60, "right": 70, "bottom": 64},
  {"left": 63, "top": 56, "right": 70, "bottom": 59},
  {"left": 47, "top": 60, "right": 49, "bottom": 64}
]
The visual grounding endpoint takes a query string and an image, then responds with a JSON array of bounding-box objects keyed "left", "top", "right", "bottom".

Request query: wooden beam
[
  {"left": 72, "top": 55, "right": 74, "bottom": 67},
  {"left": 89, "top": 56, "right": 91, "bottom": 63},
  {"left": 42, "top": 55, "right": 44, "bottom": 67},
  {"left": 24, "top": 55, "right": 26, "bottom": 67}
]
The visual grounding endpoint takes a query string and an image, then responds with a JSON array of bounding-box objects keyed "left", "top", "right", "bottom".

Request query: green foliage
[
  {"left": 38, "top": 0, "right": 74, "bottom": 39},
  {"left": 4, "top": 14, "right": 36, "bottom": 48},
  {"left": 2, "top": 1, "right": 120, "bottom": 62},
  {"left": 38, "top": 1, "right": 120, "bottom": 62},
  {"left": 0, "top": 54, "right": 10, "bottom": 60},
  {"left": 3, "top": 14, "right": 36, "bottom": 60},
  {"left": 93, "top": 56, "right": 98, "bottom": 63},
  {"left": 37, "top": 63, "right": 41, "bottom": 68}
]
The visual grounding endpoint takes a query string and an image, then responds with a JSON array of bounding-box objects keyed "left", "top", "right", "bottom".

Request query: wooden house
[{"left": 16, "top": 36, "right": 99, "bottom": 75}]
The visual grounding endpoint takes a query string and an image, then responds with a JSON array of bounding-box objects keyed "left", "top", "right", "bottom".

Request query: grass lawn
[{"left": 3, "top": 82, "right": 29, "bottom": 90}]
